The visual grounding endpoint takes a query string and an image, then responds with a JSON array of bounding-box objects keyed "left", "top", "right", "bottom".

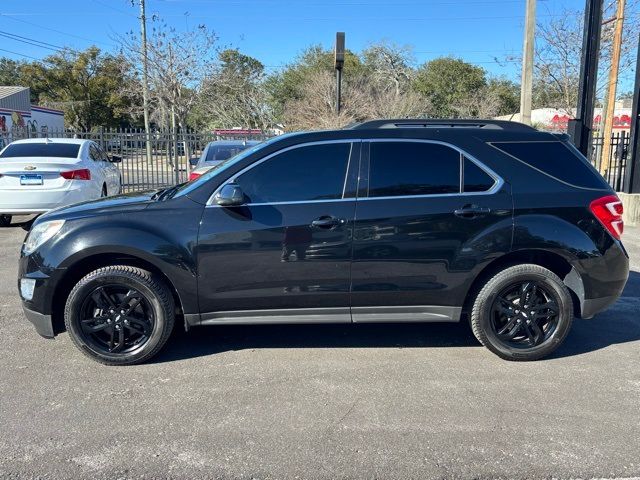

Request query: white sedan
[{"left": 0, "top": 138, "right": 122, "bottom": 226}]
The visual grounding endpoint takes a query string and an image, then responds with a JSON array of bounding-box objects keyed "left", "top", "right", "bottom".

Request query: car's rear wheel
[
  {"left": 0, "top": 215, "right": 11, "bottom": 227},
  {"left": 64, "top": 266, "right": 175, "bottom": 365},
  {"left": 470, "top": 264, "right": 573, "bottom": 361}
]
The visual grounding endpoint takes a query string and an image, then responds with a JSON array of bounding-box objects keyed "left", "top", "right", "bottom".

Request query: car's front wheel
[
  {"left": 64, "top": 266, "right": 175, "bottom": 365},
  {"left": 470, "top": 264, "right": 573, "bottom": 361},
  {"left": 0, "top": 215, "right": 11, "bottom": 227}
]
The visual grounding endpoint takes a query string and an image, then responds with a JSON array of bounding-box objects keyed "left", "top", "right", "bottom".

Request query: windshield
[
  {"left": 174, "top": 134, "right": 296, "bottom": 199},
  {"left": 0, "top": 142, "right": 81, "bottom": 159}
]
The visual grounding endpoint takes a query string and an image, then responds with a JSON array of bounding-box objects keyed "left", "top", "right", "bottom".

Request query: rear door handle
[
  {"left": 311, "top": 215, "right": 345, "bottom": 229},
  {"left": 454, "top": 205, "right": 491, "bottom": 218}
]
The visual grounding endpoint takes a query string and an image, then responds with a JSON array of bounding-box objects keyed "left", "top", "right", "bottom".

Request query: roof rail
[{"left": 347, "top": 118, "right": 536, "bottom": 132}]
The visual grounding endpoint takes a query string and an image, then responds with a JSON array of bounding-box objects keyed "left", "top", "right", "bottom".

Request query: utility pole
[
  {"left": 623, "top": 32, "right": 640, "bottom": 194},
  {"left": 139, "top": 0, "right": 152, "bottom": 165},
  {"left": 520, "top": 0, "right": 536, "bottom": 125},
  {"left": 568, "top": 0, "right": 604, "bottom": 157},
  {"left": 599, "top": 0, "right": 626, "bottom": 175},
  {"left": 334, "top": 32, "right": 345, "bottom": 115}
]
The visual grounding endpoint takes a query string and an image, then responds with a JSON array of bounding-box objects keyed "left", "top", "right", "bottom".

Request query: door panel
[
  {"left": 351, "top": 192, "right": 513, "bottom": 309},
  {"left": 196, "top": 141, "right": 360, "bottom": 317},
  {"left": 197, "top": 200, "right": 355, "bottom": 314},
  {"left": 351, "top": 140, "right": 513, "bottom": 311}
]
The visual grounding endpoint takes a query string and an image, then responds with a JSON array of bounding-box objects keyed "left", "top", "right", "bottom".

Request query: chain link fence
[{"left": 1, "top": 125, "right": 632, "bottom": 193}]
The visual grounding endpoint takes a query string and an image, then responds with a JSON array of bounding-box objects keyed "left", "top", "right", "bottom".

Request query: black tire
[
  {"left": 0, "top": 214, "right": 11, "bottom": 227},
  {"left": 101, "top": 184, "right": 107, "bottom": 197},
  {"left": 64, "top": 266, "right": 175, "bottom": 365},
  {"left": 470, "top": 264, "right": 573, "bottom": 361}
]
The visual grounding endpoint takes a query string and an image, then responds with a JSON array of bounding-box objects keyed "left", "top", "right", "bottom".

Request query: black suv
[{"left": 18, "top": 119, "right": 629, "bottom": 365}]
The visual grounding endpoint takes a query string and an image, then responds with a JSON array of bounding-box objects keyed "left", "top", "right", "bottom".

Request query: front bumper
[{"left": 22, "top": 305, "right": 54, "bottom": 338}]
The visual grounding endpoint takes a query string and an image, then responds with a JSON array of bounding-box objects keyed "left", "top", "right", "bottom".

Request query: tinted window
[
  {"left": 89, "top": 145, "right": 102, "bottom": 161},
  {"left": 491, "top": 141, "right": 609, "bottom": 189},
  {"left": 235, "top": 143, "right": 351, "bottom": 203},
  {"left": 205, "top": 145, "right": 248, "bottom": 163},
  {"left": 0, "top": 142, "right": 80, "bottom": 159},
  {"left": 463, "top": 157, "right": 495, "bottom": 192},
  {"left": 369, "top": 142, "right": 460, "bottom": 197}
]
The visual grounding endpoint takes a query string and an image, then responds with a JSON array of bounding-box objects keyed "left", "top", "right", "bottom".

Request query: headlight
[{"left": 23, "top": 220, "right": 65, "bottom": 255}]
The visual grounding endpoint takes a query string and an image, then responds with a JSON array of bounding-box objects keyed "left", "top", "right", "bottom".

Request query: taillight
[
  {"left": 589, "top": 194, "right": 624, "bottom": 240},
  {"left": 189, "top": 171, "right": 202, "bottom": 181},
  {"left": 60, "top": 169, "right": 91, "bottom": 181}
]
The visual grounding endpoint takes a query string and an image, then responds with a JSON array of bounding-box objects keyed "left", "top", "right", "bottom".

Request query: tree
[
  {"left": 266, "top": 45, "right": 366, "bottom": 123},
  {"left": 362, "top": 41, "right": 415, "bottom": 97},
  {"left": 19, "top": 47, "right": 131, "bottom": 130},
  {"left": 194, "top": 49, "right": 274, "bottom": 130},
  {"left": 118, "top": 21, "right": 217, "bottom": 130},
  {"left": 412, "top": 57, "right": 487, "bottom": 118}
]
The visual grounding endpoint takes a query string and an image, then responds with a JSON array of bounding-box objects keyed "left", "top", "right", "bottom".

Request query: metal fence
[
  {"left": 590, "top": 131, "right": 630, "bottom": 191},
  {"left": 1, "top": 127, "right": 270, "bottom": 193},
  {"left": 1, "top": 125, "right": 632, "bottom": 193}
]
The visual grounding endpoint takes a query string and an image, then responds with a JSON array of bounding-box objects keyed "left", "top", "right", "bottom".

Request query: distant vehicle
[
  {"left": 0, "top": 138, "right": 122, "bottom": 226},
  {"left": 17, "top": 119, "right": 629, "bottom": 365},
  {"left": 189, "top": 140, "right": 261, "bottom": 181}
]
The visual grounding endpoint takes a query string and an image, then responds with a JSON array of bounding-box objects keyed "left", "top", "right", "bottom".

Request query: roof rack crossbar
[{"left": 347, "top": 119, "right": 536, "bottom": 132}]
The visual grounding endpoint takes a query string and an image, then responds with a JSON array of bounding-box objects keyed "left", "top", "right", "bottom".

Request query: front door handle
[
  {"left": 311, "top": 215, "right": 345, "bottom": 229},
  {"left": 454, "top": 205, "right": 491, "bottom": 218}
]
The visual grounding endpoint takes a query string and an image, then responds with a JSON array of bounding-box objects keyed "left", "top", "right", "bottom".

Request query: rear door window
[
  {"left": 368, "top": 141, "right": 461, "bottom": 197},
  {"left": 0, "top": 143, "right": 81, "bottom": 159},
  {"left": 490, "top": 141, "right": 609, "bottom": 189}
]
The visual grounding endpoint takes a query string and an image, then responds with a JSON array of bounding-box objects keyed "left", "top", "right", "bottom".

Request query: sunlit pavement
[{"left": 0, "top": 216, "right": 639, "bottom": 479}]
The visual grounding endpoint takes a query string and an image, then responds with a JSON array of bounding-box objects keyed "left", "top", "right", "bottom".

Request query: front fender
[{"left": 29, "top": 201, "right": 202, "bottom": 316}]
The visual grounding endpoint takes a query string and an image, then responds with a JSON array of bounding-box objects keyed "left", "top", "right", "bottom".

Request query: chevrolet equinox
[{"left": 18, "top": 119, "right": 630, "bottom": 365}]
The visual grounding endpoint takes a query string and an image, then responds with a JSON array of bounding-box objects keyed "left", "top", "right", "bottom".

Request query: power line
[
  {"left": 0, "top": 13, "right": 115, "bottom": 48},
  {"left": 0, "top": 31, "right": 67, "bottom": 53}
]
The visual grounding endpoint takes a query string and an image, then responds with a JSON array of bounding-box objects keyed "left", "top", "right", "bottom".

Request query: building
[
  {"left": 0, "top": 86, "right": 64, "bottom": 139},
  {"left": 495, "top": 104, "right": 633, "bottom": 132}
]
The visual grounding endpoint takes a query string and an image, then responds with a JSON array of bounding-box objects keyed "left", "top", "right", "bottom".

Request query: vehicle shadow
[
  {"left": 0, "top": 215, "right": 37, "bottom": 231},
  {"left": 153, "top": 271, "right": 640, "bottom": 364}
]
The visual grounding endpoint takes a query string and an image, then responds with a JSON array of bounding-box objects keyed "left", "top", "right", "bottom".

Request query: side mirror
[
  {"left": 109, "top": 155, "right": 122, "bottom": 163},
  {"left": 189, "top": 157, "right": 200, "bottom": 167},
  {"left": 214, "top": 183, "right": 245, "bottom": 207}
]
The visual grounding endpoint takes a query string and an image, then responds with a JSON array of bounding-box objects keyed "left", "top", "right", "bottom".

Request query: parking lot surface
[{"left": 1, "top": 216, "right": 639, "bottom": 479}]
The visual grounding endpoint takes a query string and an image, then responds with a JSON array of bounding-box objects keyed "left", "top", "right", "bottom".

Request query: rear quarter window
[
  {"left": 490, "top": 141, "right": 609, "bottom": 190},
  {"left": 0, "top": 143, "right": 81, "bottom": 159}
]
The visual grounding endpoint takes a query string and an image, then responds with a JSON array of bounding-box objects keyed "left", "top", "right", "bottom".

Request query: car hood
[{"left": 38, "top": 190, "right": 159, "bottom": 222}]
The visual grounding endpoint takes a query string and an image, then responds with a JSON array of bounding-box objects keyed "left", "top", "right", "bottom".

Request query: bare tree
[
  {"left": 196, "top": 49, "right": 274, "bottom": 130},
  {"left": 118, "top": 20, "right": 217, "bottom": 130},
  {"left": 362, "top": 41, "right": 415, "bottom": 97}
]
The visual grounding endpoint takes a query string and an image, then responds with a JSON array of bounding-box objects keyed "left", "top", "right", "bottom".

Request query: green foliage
[
  {"left": 413, "top": 57, "right": 487, "bottom": 117},
  {"left": 265, "top": 45, "right": 365, "bottom": 122},
  {"left": 15, "top": 47, "right": 131, "bottom": 130}
]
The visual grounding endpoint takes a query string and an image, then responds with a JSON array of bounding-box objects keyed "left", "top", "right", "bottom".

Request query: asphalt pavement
[{"left": 0, "top": 216, "right": 639, "bottom": 479}]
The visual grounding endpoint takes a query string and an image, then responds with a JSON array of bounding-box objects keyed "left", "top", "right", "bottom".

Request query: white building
[{"left": 0, "top": 86, "right": 64, "bottom": 139}]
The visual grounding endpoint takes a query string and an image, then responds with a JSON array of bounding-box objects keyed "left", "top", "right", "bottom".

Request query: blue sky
[{"left": 0, "top": 0, "right": 615, "bottom": 82}]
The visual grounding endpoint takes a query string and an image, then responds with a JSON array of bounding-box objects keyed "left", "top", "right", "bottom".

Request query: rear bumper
[
  {"left": 22, "top": 305, "right": 54, "bottom": 338},
  {"left": 0, "top": 186, "right": 93, "bottom": 215}
]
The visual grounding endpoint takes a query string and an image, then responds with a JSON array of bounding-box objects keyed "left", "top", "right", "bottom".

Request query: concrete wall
[{"left": 619, "top": 193, "right": 640, "bottom": 227}]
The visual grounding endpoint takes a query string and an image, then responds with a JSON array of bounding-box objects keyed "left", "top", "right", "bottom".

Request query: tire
[
  {"left": 470, "top": 264, "right": 573, "bottom": 361},
  {"left": 64, "top": 266, "right": 175, "bottom": 365},
  {"left": 101, "top": 184, "right": 107, "bottom": 197},
  {"left": 0, "top": 215, "right": 11, "bottom": 227}
]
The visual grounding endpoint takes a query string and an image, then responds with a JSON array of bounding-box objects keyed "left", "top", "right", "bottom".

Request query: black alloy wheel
[
  {"left": 471, "top": 264, "right": 573, "bottom": 361},
  {"left": 490, "top": 281, "right": 559, "bottom": 348},
  {"left": 78, "top": 284, "right": 155, "bottom": 355},
  {"left": 65, "top": 266, "right": 175, "bottom": 365}
]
